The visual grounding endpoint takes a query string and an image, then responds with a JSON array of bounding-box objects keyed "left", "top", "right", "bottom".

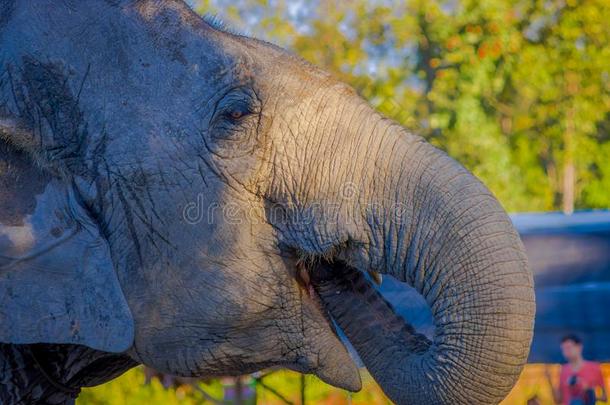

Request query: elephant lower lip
[
  {"left": 299, "top": 260, "right": 370, "bottom": 334},
  {"left": 292, "top": 260, "right": 364, "bottom": 391},
  {"left": 297, "top": 263, "right": 338, "bottom": 330}
]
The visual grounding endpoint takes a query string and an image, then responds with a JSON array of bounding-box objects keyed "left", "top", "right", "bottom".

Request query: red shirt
[{"left": 560, "top": 361, "right": 604, "bottom": 404}]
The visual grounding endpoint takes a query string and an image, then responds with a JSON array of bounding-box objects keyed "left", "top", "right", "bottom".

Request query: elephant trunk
[{"left": 313, "top": 127, "right": 535, "bottom": 404}]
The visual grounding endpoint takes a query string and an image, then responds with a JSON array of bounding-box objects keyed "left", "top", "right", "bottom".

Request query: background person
[{"left": 546, "top": 334, "right": 607, "bottom": 405}]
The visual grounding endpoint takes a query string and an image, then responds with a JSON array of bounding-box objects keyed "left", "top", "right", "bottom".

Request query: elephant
[{"left": 0, "top": 1, "right": 535, "bottom": 404}]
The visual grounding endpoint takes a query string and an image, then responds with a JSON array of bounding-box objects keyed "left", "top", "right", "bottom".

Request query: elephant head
[{"left": 0, "top": 1, "right": 535, "bottom": 403}]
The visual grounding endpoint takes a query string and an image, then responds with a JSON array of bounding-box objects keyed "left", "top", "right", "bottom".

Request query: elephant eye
[
  {"left": 230, "top": 110, "right": 243, "bottom": 119},
  {"left": 222, "top": 102, "right": 252, "bottom": 122},
  {"left": 209, "top": 87, "right": 261, "bottom": 142}
]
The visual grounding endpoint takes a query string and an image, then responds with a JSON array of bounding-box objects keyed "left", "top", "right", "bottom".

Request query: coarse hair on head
[{"left": 561, "top": 334, "right": 582, "bottom": 345}]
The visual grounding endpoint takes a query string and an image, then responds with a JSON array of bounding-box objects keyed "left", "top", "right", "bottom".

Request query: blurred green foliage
[
  {"left": 74, "top": 367, "right": 191, "bottom": 405},
  {"left": 73, "top": 364, "right": 610, "bottom": 404},
  {"left": 78, "top": 367, "right": 392, "bottom": 404},
  {"left": 198, "top": 0, "right": 610, "bottom": 213},
  {"left": 79, "top": 368, "right": 223, "bottom": 405}
]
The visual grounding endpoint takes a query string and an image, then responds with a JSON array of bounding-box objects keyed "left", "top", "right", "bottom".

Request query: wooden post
[
  {"left": 563, "top": 71, "right": 578, "bottom": 215},
  {"left": 235, "top": 377, "right": 243, "bottom": 405},
  {"left": 300, "top": 374, "right": 306, "bottom": 405}
]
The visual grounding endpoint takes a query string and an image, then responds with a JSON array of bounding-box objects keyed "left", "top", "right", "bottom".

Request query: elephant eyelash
[{"left": 220, "top": 104, "right": 254, "bottom": 123}]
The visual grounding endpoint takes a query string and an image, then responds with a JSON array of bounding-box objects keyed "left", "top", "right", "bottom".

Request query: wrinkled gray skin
[{"left": 0, "top": 1, "right": 535, "bottom": 404}]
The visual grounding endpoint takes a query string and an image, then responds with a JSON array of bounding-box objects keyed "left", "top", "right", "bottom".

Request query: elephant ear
[{"left": 0, "top": 140, "right": 134, "bottom": 353}]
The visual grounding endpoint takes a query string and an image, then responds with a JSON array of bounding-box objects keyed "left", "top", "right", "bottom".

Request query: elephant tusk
[
  {"left": 296, "top": 262, "right": 311, "bottom": 286},
  {"left": 368, "top": 270, "right": 383, "bottom": 286}
]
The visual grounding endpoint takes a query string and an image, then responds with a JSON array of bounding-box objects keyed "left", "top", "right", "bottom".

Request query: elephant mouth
[
  {"left": 296, "top": 260, "right": 384, "bottom": 296},
  {"left": 294, "top": 258, "right": 432, "bottom": 389}
]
